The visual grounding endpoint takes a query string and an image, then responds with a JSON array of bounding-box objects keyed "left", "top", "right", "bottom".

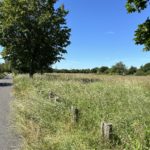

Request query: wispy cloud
[{"left": 53, "top": 59, "right": 81, "bottom": 69}]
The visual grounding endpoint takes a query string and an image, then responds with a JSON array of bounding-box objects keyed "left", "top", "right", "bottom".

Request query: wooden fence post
[
  {"left": 71, "top": 106, "right": 79, "bottom": 124},
  {"left": 101, "top": 122, "right": 113, "bottom": 141},
  {"left": 48, "top": 91, "right": 60, "bottom": 102}
]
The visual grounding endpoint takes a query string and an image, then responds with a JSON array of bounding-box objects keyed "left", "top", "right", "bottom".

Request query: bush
[
  {"left": 0, "top": 73, "right": 7, "bottom": 79},
  {"left": 111, "top": 62, "right": 127, "bottom": 75},
  {"left": 135, "top": 70, "right": 146, "bottom": 76}
]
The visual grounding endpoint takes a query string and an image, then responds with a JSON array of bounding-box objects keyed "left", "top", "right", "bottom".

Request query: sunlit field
[{"left": 12, "top": 74, "right": 150, "bottom": 150}]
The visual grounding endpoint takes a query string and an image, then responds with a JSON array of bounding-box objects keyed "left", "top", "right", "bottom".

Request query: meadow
[{"left": 12, "top": 74, "right": 150, "bottom": 150}]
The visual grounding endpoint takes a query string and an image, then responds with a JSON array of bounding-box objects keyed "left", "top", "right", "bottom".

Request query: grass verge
[
  {"left": 12, "top": 74, "right": 150, "bottom": 149},
  {"left": 0, "top": 73, "right": 6, "bottom": 79}
]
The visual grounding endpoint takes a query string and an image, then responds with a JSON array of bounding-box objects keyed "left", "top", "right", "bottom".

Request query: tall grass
[
  {"left": 0, "top": 73, "right": 6, "bottom": 79},
  {"left": 12, "top": 74, "right": 150, "bottom": 149}
]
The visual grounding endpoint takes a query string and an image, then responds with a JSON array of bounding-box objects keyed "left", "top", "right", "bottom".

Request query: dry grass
[
  {"left": 0, "top": 73, "right": 6, "bottom": 79},
  {"left": 12, "top": 74, "right": 150, "bottom": 150}
]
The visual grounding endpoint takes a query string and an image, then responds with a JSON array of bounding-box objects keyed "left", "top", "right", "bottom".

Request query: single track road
[{"left": 0, "top": 76, "right": 19, "bottom": 150}]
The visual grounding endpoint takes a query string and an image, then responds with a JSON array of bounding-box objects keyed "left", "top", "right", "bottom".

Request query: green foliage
[
  {"left": 98, "top": 66, "right": 109, "bottom": 74},
  {"left": 111, "top": 62, "right": 127, "bottom": 75},
  {"left": 126, "top": 0, "right": 149, "bottom": 13},
  {"left": 0, "top": 73, "right": 5, "bottom": 79},
  {"left": 135, "top": 69, "right": 145, "bottom": 76},
  {"left": 0, "top": 0, "right": 71, "bottom": 77},
  {"left": 12, "top": 74, "right": 150, "bottom": 149},
  {"left": 127, "top": 66, "right": 137, "bottom": 75},
  {"left": 126, "top": 0, "right": 150, "bottom": 51},
  {"left": 91, "top": 67, "right": 99, "bottom": 73},
  {"left": 0, "top": 62, "right": 11, "bottom": 73},
  {"left": 134, "top": 18, "right": 150, "bottom": 51},
  {"left": 49, "top": 62, "right": 150, "bottom": 76},
  {"left": 142, "top": 63, "right": 150, "bottom": 72}
]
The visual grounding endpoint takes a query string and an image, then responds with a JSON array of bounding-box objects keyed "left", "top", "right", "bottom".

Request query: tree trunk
[
  {"left": 40, "top": 69, "right": 43, "bottom": 75},
  {"left": 29, "top": 70, "right": 34, "bottom": 78},
  {"left": 29, "top": 68, "right": 34, "bottom": 78},
  {"left": 29, "top": 59, "right": 34, "bottom": 78}
]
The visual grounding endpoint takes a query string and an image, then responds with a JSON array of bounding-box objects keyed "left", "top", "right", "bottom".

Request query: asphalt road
[{"left": 0, "top": 76, "right": 19, "bottom": 150}]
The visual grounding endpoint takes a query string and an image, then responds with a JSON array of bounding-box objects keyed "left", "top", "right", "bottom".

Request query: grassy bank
[
  {"left": 0, "top": 73, "right": 6, "bottom": 79},
  {"left": 12, "top": 74, "right": 150, "bottom": 149}
]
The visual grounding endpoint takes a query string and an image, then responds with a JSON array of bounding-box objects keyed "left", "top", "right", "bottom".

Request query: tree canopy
[
  {"left": 111, "top": 62, "right": 127, "bottom": 75},
  {"left": 127, "top": 66, "right": 137, "bottom": 75},
  {"left": 126, "top": 0, "right": 150, "bottom": 51},
  {"left": 0, "top": 62, "right": 11, "bottom": 73},
  {"left": 0, "top": 0, "right": 71, "bottom": 77},
  {"left": 141, "top": 62, "right": 150, "bottom": 72}
]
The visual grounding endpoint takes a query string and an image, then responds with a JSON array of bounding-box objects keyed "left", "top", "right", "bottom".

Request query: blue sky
[{"left": 1, "top": 0, "right": 150, "bottom": 68}]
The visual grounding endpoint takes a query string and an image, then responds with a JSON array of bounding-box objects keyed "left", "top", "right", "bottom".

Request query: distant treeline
[
  {"left": 53, "top": 62, "right": 150, "bottom": 76},
  {"left": 1, "top": 61, "right": 150, "bottom": 76}
]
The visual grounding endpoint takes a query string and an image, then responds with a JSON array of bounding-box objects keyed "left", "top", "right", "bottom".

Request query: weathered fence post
[
  {"left": 101, "top": 122, "right": 113, "bottom": 141},
  {"left": 48, "top": 91, "right": 60, "bottom": 102},
  {"left": 48, "top": 91, "right": 53, "bottom": 99},
  {"left": 71, "top": 106, "right": 79, "bottom": 124}
]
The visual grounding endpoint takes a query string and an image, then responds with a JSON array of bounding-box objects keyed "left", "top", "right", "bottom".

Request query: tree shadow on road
[{"left": 0, "top": 83, "right": 13, "bottom": 87}]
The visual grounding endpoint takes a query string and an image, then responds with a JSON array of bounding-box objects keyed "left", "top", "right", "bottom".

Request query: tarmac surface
[{"left": 0, "top": 76, "right": 19, "bottom": 150}]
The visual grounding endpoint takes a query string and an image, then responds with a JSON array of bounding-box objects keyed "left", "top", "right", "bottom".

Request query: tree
[
  {"left": 0, "top": 0, "right": 71, "bottom": 77},
  {"left": 0, "top": 62, "right": 11, "bottom": 73},
  {"left": 111, "top": 62, "right": 127, "bottom": 75},
  {"left": 141, "top": 63, "right": 150, "bottom": 72},
  {"left": 99, "top": 66, "right": 109, "bottom": 74},
  {"left": 126, "top": 0, "right": 150, "bottom": 51},
  {"left": 127, "top": 66, "right": 137, "bottom": 75},
  {"left": 135, "top": 68, "right": 145, "bottom": 76},
  {"left": 91, "top": 67, "right": 99, "bottom": 73}
]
